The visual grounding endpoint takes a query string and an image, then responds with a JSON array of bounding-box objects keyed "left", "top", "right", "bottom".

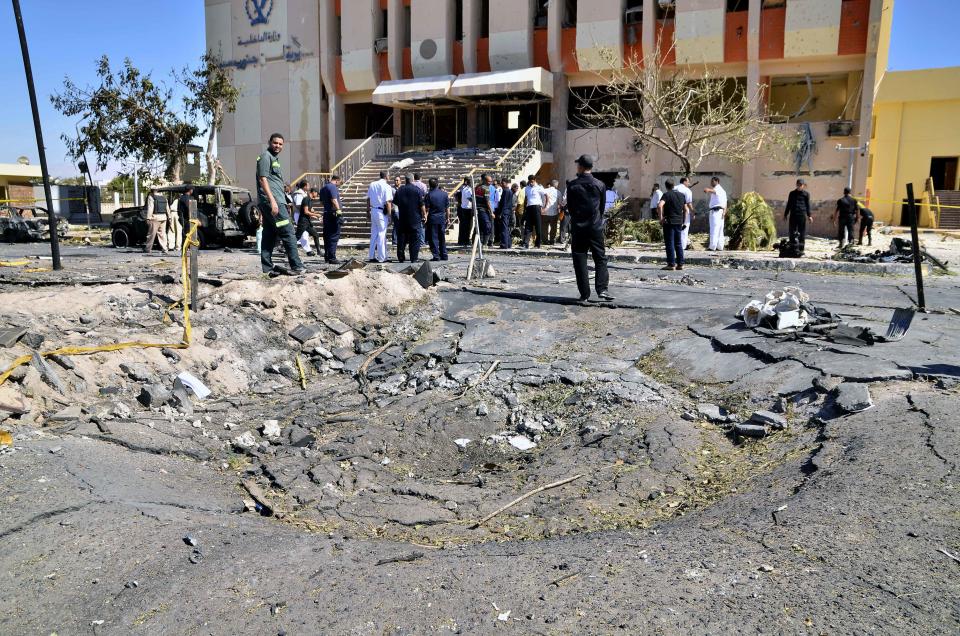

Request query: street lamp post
[{"left": 12, "top": 0, "right": 61, "bottom": 269}]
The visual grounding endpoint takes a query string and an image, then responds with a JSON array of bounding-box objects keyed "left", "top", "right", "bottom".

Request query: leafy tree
[
  {"left": 51, "top": 56, "right": 199, "bottom": 183},
  {"left": 179, "top": 54, "right": 240, "bottom": 185},
  {"left": 726, "top": 192, "right": 778, "bottom": 250}
]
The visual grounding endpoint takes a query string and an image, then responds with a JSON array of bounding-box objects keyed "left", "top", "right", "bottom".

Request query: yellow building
[{"left": 867, "top": 66, "right": 960, "bottom": 228}]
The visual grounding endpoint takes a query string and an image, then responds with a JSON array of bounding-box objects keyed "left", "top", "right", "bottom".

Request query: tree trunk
[
  {"left": 167, "top": 155, "right": 183, "bottom": 184},
  {"left": 206, "top": 128, "right": 217, "bottom": 186}
]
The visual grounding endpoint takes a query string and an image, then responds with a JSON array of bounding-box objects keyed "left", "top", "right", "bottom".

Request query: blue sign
[{"left": 245, "top": 0, "right": 273, "bottom": 26}]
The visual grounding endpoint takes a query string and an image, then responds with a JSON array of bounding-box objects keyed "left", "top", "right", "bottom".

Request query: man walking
[
  {"left": 390, "top": 175, "right": 402, "bottom": 246},
  {"left": 319, "top": 175, "right": 343, "bottom": 263},
  {"left": 367, "top": 170, "right": 393, "bottom": 263},
  {"left": 784, "top": 178, "right": 812, "bottom": 256},
  {"left": 648, "top": 183, "right": 662, "bottom": 221},
  {"left": 496, "top": 177, "right": 515, "bottom": 249},
  {"left": 834, "top": 187, "right": 858, "bottom": 249},
  {"left": 176, "top": 186, "right": 193, "bottom": 248},
  {"left": 567, "top": 155, "right": 613, "bottom": 303},
  {"left": 704, "top": 177, "right": 727, "bottom": 251},
  {"left": 658, "top": 179, "right": 687, "bottom": 271},
  {"left": 394, "top": 174, "right": 426, "bottom": 263},
  {"left": 676, "top": 176, "right": 694, "bottom": 250},
  {"left": 543, "top": 179, "right": 560, "bottom": 244},
  {"left": 256, "top": 133, "right": 304, "bottom": 274},
  {"left": 143, "top": 188, "right": 169, "bottom": 254},
  {"left": 425, "top": 178, "right": 450, "bottom": 261},
  {"left": 457, "top": 176, "right": 474, "bottom": 246},
  {"left": 858, "top": 204, "right": 874, "bottom": 246},
  {"left": 522, "top": 175, "right": 545, "bottom": 248}
]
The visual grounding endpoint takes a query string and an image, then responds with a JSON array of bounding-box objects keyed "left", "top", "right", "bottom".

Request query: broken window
[
  {"left": 534, "top": 0, "right": 549, "bottom": 28},
  {"left": 568, "top": 85, "right": 643, "bottom": 130},
  {"left": 563, "top": 0, "right": 577, "bottom": 28},
  {"left": 727, "top": 0, "right": 747, "bottom": 11},
  {"left": 767, "top": 74, "right": 852, "bottom": 123}
]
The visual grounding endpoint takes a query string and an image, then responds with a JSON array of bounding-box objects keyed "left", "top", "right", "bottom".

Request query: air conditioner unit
[
  {"left": 624, "top": 7, "right": 643, "bottom": 25},
  {"left": 374, "top": 37, "right": 388, "bottom": 54},
  {"left": 658, "top": 0, "right": 676, "bottom": 8}
]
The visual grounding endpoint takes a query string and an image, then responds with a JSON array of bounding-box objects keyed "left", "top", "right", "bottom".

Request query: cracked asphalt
[{"left": 1, "top": 242, "right": 958, "bottom": 634}]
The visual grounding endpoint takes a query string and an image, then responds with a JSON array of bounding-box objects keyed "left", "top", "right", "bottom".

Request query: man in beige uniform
[{"left": 144, "top": 188, "right": 169, "bottom": 254}]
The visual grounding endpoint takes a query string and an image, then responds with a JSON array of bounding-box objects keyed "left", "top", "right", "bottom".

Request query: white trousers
[
  {"left": 680, "top": 210, "right": 691, "bottom": 248},
  {"left": 298, "top": 230, "right": 312, "bottom": 252},
  {"left": 708, "top": 210, "right": 725, "bottom": 250},
  {"left": 368, "top": 209, "right": 389, "bottom": 262}
]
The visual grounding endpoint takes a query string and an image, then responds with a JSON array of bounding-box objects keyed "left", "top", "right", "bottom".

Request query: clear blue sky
[{"left": 0, "top": 0, "right": 955, "bottom": 179}]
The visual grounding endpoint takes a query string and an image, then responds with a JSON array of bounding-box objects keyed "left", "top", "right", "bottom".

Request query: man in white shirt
[
  {"left": 542, "top": 179, "right": 560, "bottom": 244},
  {"left": 291, "top": 179, "right": 308, "bottom": 251},
  {"left": 604, "top": 188, "right": 620, "bottom": 213},
  {"left": 457, "top": 177, "right": 473, "bottom": 246},
  {"left": 522, "top": 175, "right": 546, "bottom": 248},
  {"left": 648, "top": 183, "right": 662, "bottom": 221},
  {"left": 676, "top": 176, "right": 694, "bottom": 249},
  {"left": 366, "top": 171, "right": 394, "bottom": 262},
  {"left": 704, "top": 177, "right": 728, "bottom": 251}
]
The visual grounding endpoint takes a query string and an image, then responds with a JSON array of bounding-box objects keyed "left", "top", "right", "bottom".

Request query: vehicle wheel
[
  {"left": 111, "top": 226, "right": 131, "bottom": 248},
  {"left": 240, "top": 201, "right": 261, "bottom": 233}
]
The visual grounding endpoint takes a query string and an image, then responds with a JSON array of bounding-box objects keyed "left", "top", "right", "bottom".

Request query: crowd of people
[{"left": 248, "top": 132, "right": 877, "bottom": 292}]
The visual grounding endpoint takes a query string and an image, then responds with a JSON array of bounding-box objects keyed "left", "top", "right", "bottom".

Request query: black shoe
[
  {"left": 292, "top": 268, "right": 306, "bottom": 275},
  {"left": 676, "top": 265, "right": 684, "bottom": 271},
  {"left": 662, "top": 265, "right": 675, "bottom": 271},
  {"left": 577, "top": 296, "right": 590, "bottom": 306},
  {"left": 597, "top": 291, "right": 615, "bottom": 301}
]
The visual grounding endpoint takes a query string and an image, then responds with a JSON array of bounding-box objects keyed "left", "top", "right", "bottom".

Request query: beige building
[{"left": 206, "top": 0, "right": 892, "bottom": 233}]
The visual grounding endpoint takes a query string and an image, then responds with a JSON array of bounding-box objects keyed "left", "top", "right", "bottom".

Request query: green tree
[
  {"left": 179, "top": 54, "right": 240, "bottom": 185},
  {"left": 50, "top": 56, "right": 199, "bottom": 183}
]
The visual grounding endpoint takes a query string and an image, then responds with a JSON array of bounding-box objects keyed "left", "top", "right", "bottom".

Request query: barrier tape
[
  {"left": 0, "top": 219, "right": 201, "bottom": 387},
  {"left": 0, "top": 260, "right": 31, "bottom": 267},
  {"left": 856, "top": 197, "right": 960, "bottom": 210},
  {"left": 0, "top": 197, "right": 88, "bottom": 204}
]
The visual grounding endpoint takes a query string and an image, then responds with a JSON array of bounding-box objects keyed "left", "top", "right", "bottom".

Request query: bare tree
[
  {"left": 574, "top": 45, "right": 795, "bottom": 176},
  {"left": 179, "top": 54, "right": 240, "bottom": 185}
]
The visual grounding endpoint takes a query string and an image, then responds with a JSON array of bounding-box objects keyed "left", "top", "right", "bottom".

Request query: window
[
  {"left": 335, "top": 16, "right": 342, "bottom": 55},
  {"left": 379, "top": 9, "right": 388, "bottom": 39},
  {"left": 564, "top": 0, "right": 577, "bottom": 27},
  {"left": 480, "top": 0, "right": 489, "bottom": 38},
  {"left": 568, "top": 86, "right": 642, "bottom": 129},
  {"left": 534, "top": 0, "right": 549, "bottom": 28},
  {"left": 455, "top": 0, "right": 464, "bottom": 41},
  {"left": 625, "top": 0, "right": 643, "bottom": 25},
  {"left": 508, "top": 111, "right": 520, "bottom": 129},
  {"left": 403, "top": 6, "right": 412, "bottom": 48},
  {"left": 727, "top": 0, "right": 747, "bottom": 11},
  {"left": 656, "top": 0, "right": 675, "bottom": 20}
]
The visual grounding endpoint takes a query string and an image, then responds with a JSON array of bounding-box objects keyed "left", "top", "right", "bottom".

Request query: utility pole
[
  {"left": 12, "top": 0, "right": 61, "bottom": 270},
  {"left": 835, "top": 142, "right": 869, "bottom": 192}
]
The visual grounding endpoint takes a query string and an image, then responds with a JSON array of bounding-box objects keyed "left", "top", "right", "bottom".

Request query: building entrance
[{"left": 400, "top": 101, "right": 549, "bottom": 151}]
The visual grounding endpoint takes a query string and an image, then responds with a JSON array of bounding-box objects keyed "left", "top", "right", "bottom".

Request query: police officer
[
  {"left": 424, "top": 178, "right": 449, "bottom": 261},
  {"left": 858, "top": 205, "right": 874, "bottom": 246},
  {"left": 475, "top": 173, "right": 493, "bottom": 247},
  {"left": 834, "top": 186, "right": 858, "bottom": 249},
  {"left": 566, "top": 154, "right": 613, "bottom": 303},
  {"left": 496, "top": 177, "right": 515, "bottom": 249},
  {"left": 784, "top": 178, "right": 812, "bottom": 257},
  {"left": 394, "top": 174, "right": 426, "bottom": 263},
  {"left": 319, "top": 175, "right": 343, "bottom": 263},
  {"left": 256, "top": 133, "right": 304, "bottom": 274}
]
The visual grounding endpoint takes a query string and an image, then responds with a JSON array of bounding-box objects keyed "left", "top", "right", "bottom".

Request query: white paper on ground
[{"left": 176, "top": 371, "right": 211, "bottom": 400}]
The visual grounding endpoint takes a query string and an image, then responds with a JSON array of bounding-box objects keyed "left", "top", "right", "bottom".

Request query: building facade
[{"left": 207, "top": 0, "right": 892, "bottom": 231}]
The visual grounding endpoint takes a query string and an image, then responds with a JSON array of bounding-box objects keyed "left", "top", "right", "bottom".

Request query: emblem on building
[{"left": 245, "top": 0, "right": 273, "bottom": 26}]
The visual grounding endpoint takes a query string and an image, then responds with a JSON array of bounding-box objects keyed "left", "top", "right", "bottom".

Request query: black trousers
[
  {"left": 788, "top": 214, "right": 809, "bottom": 253},
  {"left": 457, "top": 208, "right": 473, "bottom": 245},
  {"left": 522, "top": 204, "right": 543, "bottom": 247},
  {"left": 397, "top": 227, "right": 420, "bottom": 262},
  {"left": 495, "top": 215, "right": 512, "bottom": 248},
  {"left": 322, "top": 214, "right": 341, "bottom": 262},
  {"left": 838, "top": 215, "right": 855, "bottom": 244},
  {"left": 296, "top": 215, "right": 321, "bottom": 254},
  {"left": 859, "top": 217, "right": 874, "bottom": 245},
  {"left": 571, "top": 226, "right": 609, "bottom": 300},
  {"left": 426, "top": 219, "right": 448, "bottom": 259}
]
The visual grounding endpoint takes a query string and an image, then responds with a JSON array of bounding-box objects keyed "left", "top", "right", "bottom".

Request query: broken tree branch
[
  {"left": 470, "top": 473, "right": 584, "bottom": 529},
  {"left": 359, "top": 340, "right": 394, "bottom": 378}
]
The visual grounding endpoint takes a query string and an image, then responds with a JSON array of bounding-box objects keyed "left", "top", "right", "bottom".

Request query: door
[
  {"left": 930, "top": 156, "right": 959, "bottom": 190},
  {"left": 435, "top": 108, "right": 457, "bottom": 150}
]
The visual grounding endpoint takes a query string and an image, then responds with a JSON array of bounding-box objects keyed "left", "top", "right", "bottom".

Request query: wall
[
  {"left": 205, "top": 0, "right": 324, "bottom": 193},
  {"left": 488, "top": 0, "right": 534, "bottom": 70},
  {"left": 675, "top": 0, "right": 725, "bottom": 65},
  {"left": 411, "top": 0, "right": 454, "bottom": 76},
  {"left": 784, "top": 0, "right": 842, "bottom": 58},
  {"left": 575, "top": 0, "right": 625, "bottom": 71},
  {"left": 341, "top": 0, "right": 380, "bottom": 90}
]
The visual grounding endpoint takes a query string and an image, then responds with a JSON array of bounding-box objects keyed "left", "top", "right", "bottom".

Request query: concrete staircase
[
  {"left": 327, "top": 149, "right": 510, "bottom": 238},
  {"left": 935, "top": 190, "right": 960, "bottom": 229}
]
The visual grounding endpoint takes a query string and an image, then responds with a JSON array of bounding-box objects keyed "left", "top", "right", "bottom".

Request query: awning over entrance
[
  {"left": 450, "top": 67, "right": 554, "bottom": 100},
  {"left": 372, "top": 76, "right": 457, "bottom": 108}
]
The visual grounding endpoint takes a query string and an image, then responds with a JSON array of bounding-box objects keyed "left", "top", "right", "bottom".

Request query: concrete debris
[
  {"left": 454, "top": 438, "right": 471, "bottom": 449},
  {"left": 507, "top": 435, "right": 537, "bottom": 451},
  {"left": 261, "top": 419, "right": 282, "bottom": 440},
  {"left": 20, "top": 332, "right": 44, "bottom": 349},
  {"left": 412, "top": 261, "right": 438, "bottom": 289},
  {"left": 32, "top": 352, "right": 67, "bottom": 394},
  {"left": 734, "top": 423, "right": 767, "bottom": 438},
  {"left": 0, "top": 326, "right": 27, "bottom": 348},
  {"left": 120, "top": 362, "right": 153, "bottom": 383},
  {"left": 289, "top": 323, "right": 324, "bottom": 344},
  {"left": 137, "top": 384, "right": 172, "bottom": 408},
  {"left": 170, "top": 380, "right": 194, "bottom": 415},
  {"left": 49, "top": 405, "right": 83, "bottom": 422},
  {"left": 476, "top": 402, "right": 488, "bottom": 417},
  {"left": 697, "top": 403, "right": 733, "bottom": 423},
  {"left": 834, "top": 383, "right": 873, "bottom": 413},
  {"left": 232, "top": 431, "right": 258, "bottom": 450},
  {"left": 323, "top": 317, "right": 353, "bottom": 336},
  {"left": 204, "top": 328, "right": 218, "bottom": 341},
  {"left": 749, "top": 410, "right": 787, "bottom": 430}
]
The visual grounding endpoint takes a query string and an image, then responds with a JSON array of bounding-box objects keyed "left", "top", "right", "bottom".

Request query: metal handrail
[{"left": 292, "top": 113, "right": 397, "bottom": 188}]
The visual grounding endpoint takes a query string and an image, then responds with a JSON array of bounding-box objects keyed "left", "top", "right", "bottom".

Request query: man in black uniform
[
  {"left": 424, "top": 178, "right": 449, "bottom": 261},
  {"left": 177, "top": 186, "right": 193, "bottom": 246},
  {"left": 319, "top": 175, "right": 343, "bottom": 263},
  {"left": 566, "top": 154, "right": 613, "bottom": 303},
  {"left": 858, "top": 205, "right": 874, "bottom": 246},
  {"left": 295, "top": 180, "right": 322, "bottom": 257},
  {"left": 657, "top": 179, "right": 687, "bottom": 270},
  {"left": 496, "top": 177, "right": 515, "bottom": 249},
  {"left": 834, "top": 186, "right": 858, "bottom": 249},
  {"left": 394, "top": 174, "right": 426, "bottom": 263},
  {"left": 784, "top": 178, "right": 812, "bottom": 256}
]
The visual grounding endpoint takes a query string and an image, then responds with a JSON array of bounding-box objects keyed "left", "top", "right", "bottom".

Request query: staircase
[
  {"left": 327, "top": 150, "right": 508, "bottom": 238},
  {"left": 935, "top": 190, "right": 960, "bottom": 229}
]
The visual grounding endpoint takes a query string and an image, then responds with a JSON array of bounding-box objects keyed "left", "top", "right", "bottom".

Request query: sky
[{"left": 0, "top": 0, "right": 955, "bottom": 180}]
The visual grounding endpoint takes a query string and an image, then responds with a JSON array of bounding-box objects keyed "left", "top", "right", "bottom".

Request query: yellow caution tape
[
  {"left": 296, "top": 355, "right": 307, "bottom": 390},
  {"left": 857, "top": 197, "right": 960, "bottom": 210},
  {"left": 0, "top": 197, "right": 87, "bottom": 204},
  {"left": 0, "top": 260, "right": 31, "bottom": 267},
  {"left": 0, "top": 219, "right": 201, "bottom": 386}
]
